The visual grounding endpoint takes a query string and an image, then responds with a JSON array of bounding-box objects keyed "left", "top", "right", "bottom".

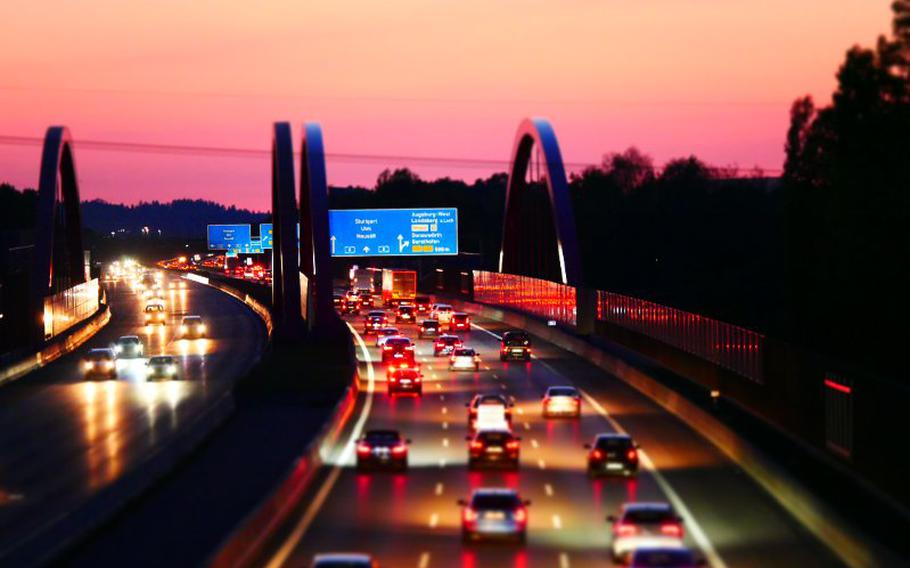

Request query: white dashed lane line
[{"left": 545, "top": 483, "right": 554, "bottom": 497}]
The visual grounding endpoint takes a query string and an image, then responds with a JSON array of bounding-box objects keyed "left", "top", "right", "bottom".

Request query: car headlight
[
  {"left": 114, "top": 345, "right": 122, "bottom": 353},
  {"left": 198, "top": 324, "right": 206, "bottom": 332},
  {"left": 83, "top": 361, "right": 94, "bottom": 370},
  {"left": 104, "top": 361, "right": 114, "bottom": 370},
  {"left": 180, "top": 325, "right": 188, "bottom": 333},
  {"left": 167, "top": 365, "right": 177, "bottom": 374}
]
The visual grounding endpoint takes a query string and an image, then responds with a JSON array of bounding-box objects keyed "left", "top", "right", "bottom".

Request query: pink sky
[{"left": 0, "top": 0, "right": 891, "bottom": 211}]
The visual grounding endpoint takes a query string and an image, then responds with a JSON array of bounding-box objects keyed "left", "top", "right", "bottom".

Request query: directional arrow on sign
[
  {"left": 397, "top": 234, "right": 409, "bottom": 253},
  {"left": 363, "top": 246, "right": 370, "bottom": 253},
  {"left": 330, "top": 235, "right": 336, "bottom": 254}
]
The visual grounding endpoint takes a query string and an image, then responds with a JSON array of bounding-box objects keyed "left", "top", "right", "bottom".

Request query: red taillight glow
[
  {"left": 383, "top": 346, "right": 392, "bottom": 350},
  {"left": 470, "top": 441, "right": 484, "bottom": 450},
  {"left": 660, "top": 523, "right": 683, "bottom": 538},
  {"left": 435, "top": 342, "right": 444, "bottom": 348},
  {"left": 357, "top": 443, "right": 371, "bottom": 455},
  {"left": 615, "top": 523, "right": 639, "bottom": 537},
  {"left": 591, "top": 449, "right": 604, "bottom": 460},
  {"left": 513, "top": 507, "right": 527, "bottom": 523},
  {"left": 506, "top": 440, "right": 520, "bottom": 450},
  {"left": 392, "top": 444, "right": 407, "bottom": 455},
  {"left": 627, "top": 448, "right": 638, "bottom": 461},
  {"left": 463, "top": 507, "right": 477, "bottom": 522}
]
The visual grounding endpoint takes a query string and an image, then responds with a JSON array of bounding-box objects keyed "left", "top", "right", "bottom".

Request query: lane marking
[
  {"left": 435, "top": 383, "right": 441, "bottom": 390},
  {"left": 435, "top": 482, "right": 444, "bottom": 496},
  {"left": 499, "top": 383, "right": 507, "bottom": 390},
  {"left": 516, "top": 407, "right": 524, "bottom": 415},
  {"left": 439, "top": 394, "right": 445, "bottom": 401},
  {"left": 439, "top": 458, "right": 447, "bottom": 468},
  {"left": 531, "top": 439, "right": 540, "bottom": 449},
  {"left": 538, "top": 458, "right": 547, "bottom": 470},
  {"left": 552, "top": 514, "right": 563, "bottom": 529},
  {"left": 266, "top": 323, "right": 376, "bottom": 568},
  {"left": 545, "top": 483, "right": 554, "bottom": 497},
  {"left": 418, "top": 552, "right": 431, "bottom": 568},
  {"left": 471, "top": 322, "right": 502, "bottom": 340},
  {"left": 492, "top": 373, "right": 499, "bottom": 379},
  {"left": 429, "top": 513, "right": 439, "bottom": 528},
  {"left": 441, "top": 406, "right": 448, "bottom": 414},
  {"left": 483, "top": 365, "right": 491, "bottom": 370},
  {"left": 442, "top": 438, "right": 449, "bottom": 448},
  {"left": 580, "top": 388, "right": 728, "bottom": 568},
  {"left": 559, "top": 552, "right": 570, "bottom": 568},
  {"left": 523, "top": 422, "right": 531, "bottom": 431},
  {"left": 442, "top": 421, "right": 449, "bottom": 430}
]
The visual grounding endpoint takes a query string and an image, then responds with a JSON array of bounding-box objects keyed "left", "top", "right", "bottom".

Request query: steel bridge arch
[
  {"left": 498, "top": 118, "right": 582, "bottom": 286},
  {"left": 298, "top": 122, "right": 334, "bottom": 331},
  {"left": 29, "top": 126, "right": 87, "bottom": 343},
  {"left": 271, "top": 122, "right": 303, "bottom": 339}
]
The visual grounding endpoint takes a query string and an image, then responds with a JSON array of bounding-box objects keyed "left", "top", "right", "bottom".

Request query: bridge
[{"left": 0, "top": 118, "right": 905, "bottom": 568}]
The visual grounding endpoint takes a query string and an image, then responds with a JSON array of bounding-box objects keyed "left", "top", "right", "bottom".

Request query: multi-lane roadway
[
  {"left": 0, "top": 272, "right": 266, "bottom": 564},
  {"left": 265, "top": 303, "right": 843, "bottom": 567}
]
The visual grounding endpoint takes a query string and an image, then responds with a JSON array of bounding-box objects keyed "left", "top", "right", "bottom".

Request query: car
[
  {"left": 356, "top": 290, "right": 374, "bottom": 308},
  {"left": 458, "top": 488, "right": 530, "bottom": 543},
  {"left": 500, "top": 330, "right": 531, "bottom": 361},
  {"left": 356, "top": 429, "right": 410, "bottom": 471},
  {"left": 146, "top": 355, "right": 180, "bottom": 380},
  {"left": 341, "top": 297, "right": 361, "bottom": 315},
  {"left": 449, "top": 347, "right": 480, "bottom": 371},
  {"left": 542, "top": 386, "right": 581, "bottom": 417},
  {"left": 380, "top": 336, "right": 415, "bottom": 364},
  {"left": 375, "top": 327, "right": 400, "bottom": 347},
  {"left": 629, "top": 546, "right": 704, "bottom": 568},
  {"left": 608, "top": 503, "right": 685, "bottom": 563},
  {"left": 466, "top": 428, "right": 520, "bottom": 469},
  {"left": 431, "top": 303, "right": 454, "bottom": 325},
  {"left": 395, "top": 304, "right": 416, "bottom": 323},
  {"left": 466, "top": 394, "right": 513, "bottom": 428},
  {"left": 310, "top": 553, "right": 378, "bottom": 568},
  {"left": 586, "top": 433, "right": 640, "bottom": 477},
  {"left": 179, "top": 315, "right": 207, "bottom": 339},
  {"left": 333, "top": 294, "right": 344, "bottom": 310},
  {"left": 387, "top": 364, "right": 423, "bottom": 395},
  {"left": 144, "top": 303, "right": 167, "bottom": 325},
  {"left": 414, "top": 295, "right": 431, "bottom": 314},
  {"left": 82, "top": 348, "right": 117, "bottom": 379},
  {"left": 114, "top": 335, "right": 144, "bottom": 358},
  {"left": 448, "top": 312, "right": 471, "bottom": 332},
  {"left": 433, "top": 334, "right": 462, "bottom": 356},
  {"left": 417, "top": 319, "right": 440, "bottom": 339},
  {"left": 363, "top": 311, "right": 388, "bottom": 334}
]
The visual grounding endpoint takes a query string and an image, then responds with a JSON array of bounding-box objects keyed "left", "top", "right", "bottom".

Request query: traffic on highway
[{"left": 261, "top": 273, "right": 842, "bottom": 568}]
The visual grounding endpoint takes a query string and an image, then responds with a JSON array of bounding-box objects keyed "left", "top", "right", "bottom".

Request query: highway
[
  {"left": 0, "top": 273, "right": 266, "bottom": 562},
  {"left": 265, "top": 307, "right": 844, "bottom": 567}
]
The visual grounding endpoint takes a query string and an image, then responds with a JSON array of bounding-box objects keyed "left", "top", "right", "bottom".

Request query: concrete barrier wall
[
  {"left": 447, "top": 297, "right": 898, "bottom": 568},
  {"left": 0, "top": 303, "right": 111, "bottom": 387}
]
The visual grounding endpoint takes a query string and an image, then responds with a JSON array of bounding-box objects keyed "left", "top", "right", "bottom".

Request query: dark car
[
  {"left": 333, "top": 294, "right": 344, "bottom": 310},
  {"left": 114, "top": 335, "right": 144, "bottom": 358},
  {"left": 356, "top": 429, "right": 410, "bottom": 471},
  {"left": 82, "top": 348, "right": 117, "bottom": 379},
  {"left": 500, "top": 330, "right": 531, "bottom": 361},
  {"left": 585, "top": 433, "right": 639, "bottom": 477},
  {"left": 341, "top": 297, "right": 361, "bottom": 315},
  {"left": 179, "top": 315, "right": 207, "bottom": 339},
  {"left": 458, "top": 488, "right": 530, "bottom": 543},
  {"left": 417, "top": 319, "right": 440, "bottom": 339},
  {"left": 380, "top": 336, "right": 415, "bottom": 364},
  {"left": 387, "top": 365, "right": 423, "bottom": 395},
  {"left": 433, "top": 334, "right": 462, "bottom": 356},
  {"left": 414, "top": 295, "right": 431, "bottom": 314},
  {"left": 395, "top": 304, "right": 416, "bottom": 323},
  {"left": 356, "top": 290, "right": 374, "bottom": 308},
  {"left": 146, "top": 355, "right": 180, "bottom": 380},
  {"left": 363, "top": 310, "right": 388, "bottom": 334},
  {"left": 466, "top": 429, "right": 520, "bottom": 469}
]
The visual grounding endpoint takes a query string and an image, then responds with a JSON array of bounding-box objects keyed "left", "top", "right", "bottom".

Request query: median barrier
[
  {"left": 0, "top": 303, "right": 111, "bottom": 387},
  {"left": 446, "top": 297, "right": 899, "bottom": 568},
  {"left": 208, "top": 373, "right": 361, "bottom": 568}
]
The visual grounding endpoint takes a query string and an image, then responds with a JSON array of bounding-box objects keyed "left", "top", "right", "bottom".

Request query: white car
[
  {"left": 449, "top": 347, "right": 480, "bottom": 371},
  {"left": 431, "top": 303, "right": 454, "bottom": 325},
  {"left": 375, "top": 328, "right": 400, "bottom": 348},
  {"left": 608, "top": 502, "right": 685, "bottom": 563},
  {"left": 542, "top": 386, "right": 581, "bottom": 417}
]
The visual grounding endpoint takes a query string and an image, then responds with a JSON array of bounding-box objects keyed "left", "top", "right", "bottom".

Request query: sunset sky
[{"left": 0, "top": 1, "right": 891, "bottom": 210}]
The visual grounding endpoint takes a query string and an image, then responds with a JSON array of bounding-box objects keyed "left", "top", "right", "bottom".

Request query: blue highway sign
[
  {"left": 206, "top": 224, "right": 264, "bottom": 253},
  {"left": 329, "top": 208, "right": 458, "bottom": 257}
]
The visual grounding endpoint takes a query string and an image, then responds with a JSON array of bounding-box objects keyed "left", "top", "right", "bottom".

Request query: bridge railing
[
  {"left": 596, "top": 290, "right": 764, "bottom": 383},
  {"left": 42, "top": 278, "right": 100, "bottom": 340},
  {"left": 472, "top": 271, "right": 576, "bottom": 326}
]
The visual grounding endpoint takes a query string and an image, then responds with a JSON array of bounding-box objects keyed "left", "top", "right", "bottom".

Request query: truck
[
  {"left": 381, "top": 268, "right": 417, "bottom": 308},
  {"left": 351, "top": 267, "right": 375, "bottom": 292}
]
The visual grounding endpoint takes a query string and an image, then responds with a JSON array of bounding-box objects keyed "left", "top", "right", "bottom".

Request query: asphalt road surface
[
  {"left": 264, "top": 308, "right": 844, "bottom": 568},
  {"left": 0, "top": 274, "right": 266, "bottom": 562}
]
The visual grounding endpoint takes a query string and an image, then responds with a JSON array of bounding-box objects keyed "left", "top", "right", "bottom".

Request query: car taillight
[
  {"left": 513, "top": 507, "right": 527, "bottom": 523},
  {"left": 660, "top": 523, "right": 682, "bottom": 538},
  {"left": 383, "top": 346, "right": 392, "bottom": 350},
  {"left": 391, "top": 444, "right": 407, "bottom": 455},
  {"left": 405, "top": 346, "right": 414, "bottom": 350},
  {"left": 473, "top": 356, "right": 480, "bottom": 362},
  {"left": 389, "top": 376, "right": 397, "bottom": 382},
  {"left": 470, "top": 441, "right": 484, "bottom": 450},
  {"left": 419, "top": 327, "right": 424, "bottom": 331},
  {"left": 450, "top": 356, "right": 456, "bottom": 362},
  {"left": 506, "top": 440, "right": 520, "bottom": 450},
  {"left": 463, "top": 507, "right": 477, "bottom": 522},
  {"left": 356, "top": 443, "right": 371, "bottom": 455},
  {"left": 590, "top": 449, "right": 604, "bottom": 460},
  {"left": 615, "top": 523, "right": 639, "bottom": 537},
  {"left": 435, "top": 342, "right": 443, "bottom": 348},
  {"left": 627, "top": 448, "right": 638, "bottom": 461}
]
